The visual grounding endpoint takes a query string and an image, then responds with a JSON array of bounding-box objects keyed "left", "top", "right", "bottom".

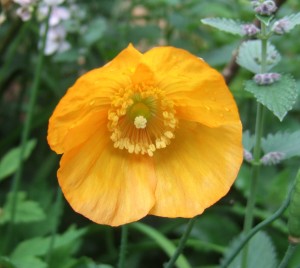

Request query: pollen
[
  {"left": 107, "top": 84, "right": 178, "bottom": 156},
  {"left": 134, "top": 116, "right": 147, "bottom": 129}
]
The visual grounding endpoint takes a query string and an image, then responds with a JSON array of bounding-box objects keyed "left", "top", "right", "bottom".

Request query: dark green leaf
[{"left": 0, "top": 257, "right": 17, "bottom": 268}]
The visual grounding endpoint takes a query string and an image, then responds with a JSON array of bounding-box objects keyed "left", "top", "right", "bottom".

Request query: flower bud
[
  {"left": 260, "top": 151, "right": 285, "bottom": 165},
  {"left": 254, "top": 0, "right": 277, "bottom": 16},
  {"left": 243, "top": 149, "right": 253, "bottom": 162},
  {"left": 272, "top": 19, "right": 290, "bottom": 35},
  {"left": 242, "top": 24, "right": 260, "bottom": 36},
  {"left": 253, "top": 73, "right": 281, "bottom": 85}
]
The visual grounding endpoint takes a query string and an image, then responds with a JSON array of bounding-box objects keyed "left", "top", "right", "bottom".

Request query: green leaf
[
  {"left": 131, "top": 222, "right": 191, "bottom": 268},
  {"left": 69, "top": 257, "right": 114, "bottom": 268},
  {"left": 237, "top": 40, "right": 281, "bottom": 73},
  {"left": 10, "top": 226, "right": 87, "bottom": 268},
  {"left": 53, "top": 49, "right": 80, "bottom": 63},
  {"left": 255, "top": 14, "right": 274, "bottom": 26},
  {"left": 274, "top": 12, "right": 300, "bottom": 33},
  {"left": 201, "top": 18, "right": 244, "bottom": 36},
  {"left": 0, "top": 139, "right": 37, "bottom": 181},
  {"left": 243, "top": 130, "right": 255, "bottom": 151},
  {"left": 82, "top": 18, "right": 107, "bottom": 46},
  {"left": 0, "top": 256, "right": 17, "bottom": 268},
  {"left": 222, "top": 231, "right": 277, "bottom": 268},
  {"left": 0, "top": 192, "right": 46, "bottom": 224},
  {"left": 262, "top": 130, "right": 300, "bottom": 159},
  {"left": 10, "top": 237, "right": 48, "bottom": 268},
  {"left": 244, "top": 74, "right": 297, "bottom": 121}
]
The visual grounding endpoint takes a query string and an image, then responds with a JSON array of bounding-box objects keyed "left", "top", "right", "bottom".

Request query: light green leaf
[
  {"left": 244, "top": 74, "right": 297, "bottom": 121},
  {"left": 243, "top": 130, "right": 255, "bottom": 151},
  {"left": 274, "top": 12, "right": 300, "bottom": 33},
  {"left": 0, "top": 192, "right": 46, "bottom": 224},
  {"left": 222, "top": 231, "right": 277, "bottom": 268},
  {"left": 10, "top": 237, "right": 48, "bottom": 268},
  {"left": 262, "top": 130, "right": 300, "bottom": 159},
  {"left": 11, "top": 237, "right": 49, "bottom": 260},
  {"left": 83, "top": 18, "right": 107, "bottom": 46},
  {"left": 10, "top": 226, "right": 87, "bottom": 268},
  {"left": 0, "top": 139, "right": 37, "bottom": 181},
  {"left": 255, "top": 14, "right": 274, "bottom": 26},
  {"left": 237, "top": 40, "right": 281, "bottom": 73},
  {"left": 201, "top": 18, "right": 244, "bottom": 36},
  {"left": 53, "top": 49, "right": 80, "bottom": 63}
]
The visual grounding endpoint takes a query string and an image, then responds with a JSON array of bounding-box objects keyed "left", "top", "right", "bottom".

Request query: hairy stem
[{"left": 241, "top": 21, "right": 268, "bottom": 267}]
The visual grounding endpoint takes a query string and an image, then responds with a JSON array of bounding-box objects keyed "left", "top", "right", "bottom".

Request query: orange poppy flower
[{"left": 47, "top": 44, "right": 243, "bottom": 226}]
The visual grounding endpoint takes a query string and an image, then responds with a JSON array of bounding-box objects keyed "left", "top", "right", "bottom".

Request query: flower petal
[
  {"left": 48, "top": 44, "right": 143, "bottom": 154},
  {"left": 150, "top": 120, "right": 243, "bottom": 217},
  {"left": 142, "top": 46, "right": 239, "bottom": 127},
  {"left": 58, "top": 129, "right": 157, "bottom": 226}
]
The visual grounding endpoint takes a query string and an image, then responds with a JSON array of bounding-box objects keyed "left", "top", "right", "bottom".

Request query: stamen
[
  {"left": 134, "top": 115, "right": 147, "bottom": 129},
  {"left": 108, "top": 85, "right": 178, "bottom": 156}
]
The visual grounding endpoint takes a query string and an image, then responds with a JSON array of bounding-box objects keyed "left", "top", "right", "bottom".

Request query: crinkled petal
[
  {"left": 150, "top": 120, "right": 243, "bottom": 217},
  {"left": 48, "top": 44, "right": 142, "bottom": 154},
  {"left": 58, "top": 129, "right": 157, "bottom": 226},
  {"left": 142, "top": 47, "right": 239, "bottom": 127}
]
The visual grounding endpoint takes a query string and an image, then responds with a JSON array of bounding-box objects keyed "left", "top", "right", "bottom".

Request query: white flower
[
  {"left": 16, "top": 5, "right": 33, "bottom": 21},
  {"left": 13, "top": 0, "right": 36, "bottom": 5},
  {"left": 43, "top": 25, "right": 70, "bottom": 55},
  {"left": 38, "top": 5, "right": 70, "bottom": 26},
  {"left": 43, "top": 0, "right": 65, "bottom": 6}
]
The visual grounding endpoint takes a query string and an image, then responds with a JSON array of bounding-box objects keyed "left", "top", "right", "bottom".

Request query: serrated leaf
[
  {"left": 262, "top": 130, "right": 300, "bottom": 159},
  {"left": 0, "top": 192, "right": 46, "bottom": 224},
  {"left": 221, "top": 231, "right": 277, "bottom": 268},
  {"left": 274, "top": 12, "right": 300, "bottom": 32},
  {"left": 201, "top": 18, "right": 244, "bottom": 36},
  {"left": 0, "top": 139, "right": 37, "bottom": 181},
  {"left": 244, "top": 74, "right": 297, "bottom": 121},
  {"left": 243, "top": 130, "right": 255, "bottom": 151},
  {"left": 10, "top": 226, "right": 87, "bottom": 268},
  {"left": 237, "top": 40, "right": 281, "bottom": 73}
]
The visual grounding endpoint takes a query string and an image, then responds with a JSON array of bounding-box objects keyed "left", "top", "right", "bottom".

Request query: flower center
[{"left": 107, "top": 85, "right": 178, "bottom": 156}]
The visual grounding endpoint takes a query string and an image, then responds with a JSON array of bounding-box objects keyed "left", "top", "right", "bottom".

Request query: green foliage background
[{"left": 0, "top": 0, "right": 300, "bottom": 267}]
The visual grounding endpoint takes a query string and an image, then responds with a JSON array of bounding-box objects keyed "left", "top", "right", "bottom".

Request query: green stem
[
  {"left": 3, "top": 8, "right": 52, "bottom": 253},
  {"left": 46, "top": 188, "right": 63, "bottom": 265},
  {"left": 165, "top": 217, "right": 197, "bottom": 268},
  {"left": 0, "top": 22, "right": 30, "bottom": 90},
  {"left": 278, "top": 243, "right": 298, "bottom": 268},
  {"left": 221, "top": 190, "right": 291, "bottom": 268},
  {"left": 118, "top": 225, "right": 129, "bottom": 268},
  {"left": 241, "top": 21, "right": 268, "bottom": 267}
]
